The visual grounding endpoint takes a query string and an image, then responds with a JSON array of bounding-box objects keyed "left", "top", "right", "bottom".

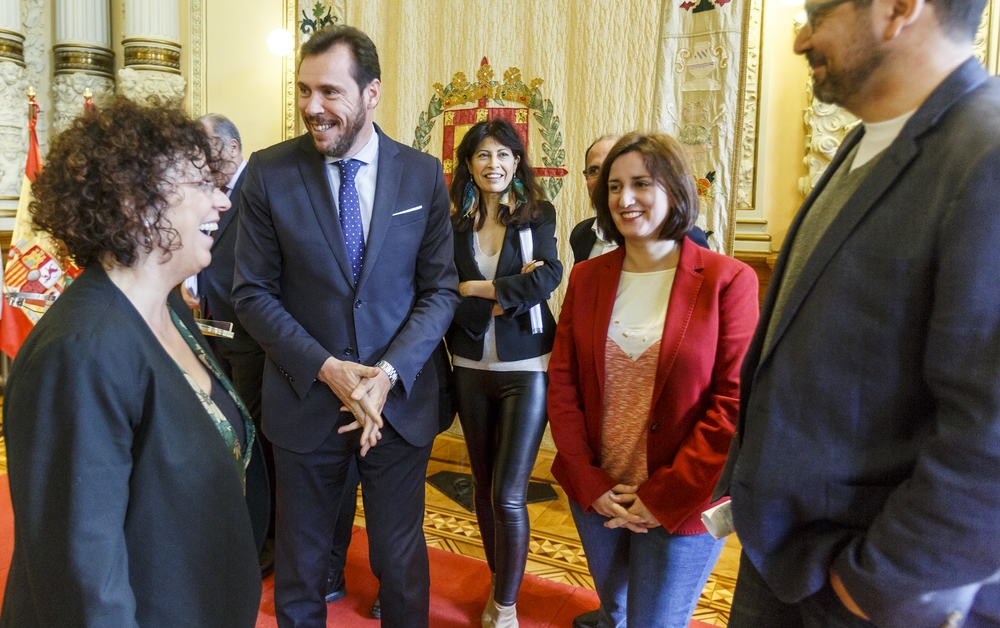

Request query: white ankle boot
[{"left": 482, "top": 601, "right": 517, "bottom": 628}]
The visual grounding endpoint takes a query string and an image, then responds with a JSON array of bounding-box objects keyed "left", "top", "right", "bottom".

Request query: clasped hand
[
  {"left": 318, "top": 357, "right": 391, "bottom": 456},
  {"left": 592, "top": 484, "right": 661, "bottom": 533}
]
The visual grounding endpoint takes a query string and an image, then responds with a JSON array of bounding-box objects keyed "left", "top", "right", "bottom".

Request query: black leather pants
[{"left": 454, "top": 367, "right": 549, "bottom": 606}]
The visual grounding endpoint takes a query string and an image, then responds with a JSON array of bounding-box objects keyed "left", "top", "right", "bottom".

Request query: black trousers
[
  {"left": 454, "top": 367, "right": 548, "bottom": 606},
  {"left": 327, "top": 457, "right": 360, "bottom": 579},
  {"left": 729, "top": 550, "right": 876, "bottom": 628},
  {"left": 272, "top": 420, "right": 432, "bottom": 628}
]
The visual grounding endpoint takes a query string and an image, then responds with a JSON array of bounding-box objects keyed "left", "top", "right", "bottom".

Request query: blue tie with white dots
[{"left": 337, "top": 158, "right": 365, "bottom": 285}]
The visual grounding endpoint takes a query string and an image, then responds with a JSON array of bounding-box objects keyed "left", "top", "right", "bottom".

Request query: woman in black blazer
[
  {"left": 1, "top": 97, "right": 268, "bottom": 627},
  {"left": 446, "top": 119, "right": 563, "bottom": 628}
]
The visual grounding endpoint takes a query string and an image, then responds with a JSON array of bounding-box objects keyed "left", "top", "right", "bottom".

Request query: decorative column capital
[
  {"left": 53, "top": 44, "right": 114, "bottom": 79},
  {"left": 53, "top": 72, "right": 113, "bottom": 133},
  {"left": 117, "top": 67, "right": 185, "bottom": 105},
  {"left": 0, "top": 29, "right": 23, "bottom": 67},
  {"left": 122, "top": 38, "right": 181, "bottom": 75},
  {"left": 0, "top": 59, "right": 28, "bottom": 201}
]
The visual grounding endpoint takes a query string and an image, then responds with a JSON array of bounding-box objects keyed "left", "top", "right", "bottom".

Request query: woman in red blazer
[{"left": 547, "top": 133, "right": 759, "bottom": 628}]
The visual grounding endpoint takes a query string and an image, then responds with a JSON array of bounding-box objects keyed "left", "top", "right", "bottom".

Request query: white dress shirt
[{"left": 324, "top": 124, "right": 380, "bottom": 242}]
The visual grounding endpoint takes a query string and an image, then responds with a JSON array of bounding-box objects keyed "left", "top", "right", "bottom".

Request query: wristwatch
[{"left": 376, "top": 359, "right": 399, "bottom": 388}]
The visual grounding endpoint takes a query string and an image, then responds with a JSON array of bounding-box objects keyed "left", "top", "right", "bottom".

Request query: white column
[
  {"left": 53, "top": 0, "right": 114, "bottom": 133},
  {"left": 0, "top": 0, "right": 26, "bottom": 204},
  {"left": 119, "top": 0, "right": 185, "bottom": 105}
]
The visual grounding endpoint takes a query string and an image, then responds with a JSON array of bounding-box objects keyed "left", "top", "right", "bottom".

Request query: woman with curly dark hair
[
  {"left": 0, "top": 96, "right": 268, "bottom": 627},
  {"left": 446, "top": 119, "right": 563, "bottom": 628}
]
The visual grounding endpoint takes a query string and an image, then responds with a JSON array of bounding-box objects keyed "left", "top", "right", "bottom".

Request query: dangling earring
[
  {"left": 510, "top": 176, "right": 527, "bottom": 207},
  {"left": 461, "top": 181, "right": 480, "bottom": 219},
  {"left": 498, "top": 175, "right": 527, "bottom": 218}
]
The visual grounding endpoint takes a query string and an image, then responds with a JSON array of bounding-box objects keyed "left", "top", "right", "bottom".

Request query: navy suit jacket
[
  {"left": 200, "top": 166, "right": 260, "bottom": 357},
  {"left": 233, "top": 127, "right": 460, "bottom": 452},
  {"left": 716, "top": 59, "right": 1000, "bottom": 628}
]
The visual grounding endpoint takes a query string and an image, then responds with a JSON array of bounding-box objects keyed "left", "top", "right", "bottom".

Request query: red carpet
[
  {"left": 255, "top": 526, "right": 717, "bottom": 628},
  {"left": 0, "top": 475, "right": 714, "bottom": 627},
  {"left": 255, "top": 525, "right": 602, "bottom": 627}
]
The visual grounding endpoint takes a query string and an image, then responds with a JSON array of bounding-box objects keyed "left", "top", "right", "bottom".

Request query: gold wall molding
[
  {"left": 974, "top": 2, "right": 993, "bottom": 70},
  {"left": 122, "top": 39, "right": 181, "bottom": 74},
  {"left": 733, "top": 0, "right": 765, "bottom": 254},
  {"left": 189, "top": 0, "right": 206, "bottom": 115},
  {"left": 282, "top": 0, "right": 297, "bottom": 140},
  {"left": 0, "top": 30, "right": 24, "bottom": 66},
  {"left": 53, "top": 44, "right": 114, "bottom": 78}
]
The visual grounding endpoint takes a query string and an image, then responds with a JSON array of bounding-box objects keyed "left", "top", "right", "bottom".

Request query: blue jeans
[{"left": 570, "top": 501, "right": 724, "bottom": 628}]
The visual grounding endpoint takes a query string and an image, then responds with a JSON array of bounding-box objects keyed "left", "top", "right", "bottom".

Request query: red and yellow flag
[{"left": 0, "top": 90, "right": 81, "bottom": 359}]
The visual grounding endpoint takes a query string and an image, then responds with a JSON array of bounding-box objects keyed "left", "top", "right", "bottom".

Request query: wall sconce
[{"left": 267, "top": 28, "right": 294, "bottom": 57}]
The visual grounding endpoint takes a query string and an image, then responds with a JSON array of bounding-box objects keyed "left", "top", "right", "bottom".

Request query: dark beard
[
  {"left": 809, "top": 42, "right": 886, "bottom": 107},
  {"left": 318, "top": 98, "right": 367, "bottom": 159}
]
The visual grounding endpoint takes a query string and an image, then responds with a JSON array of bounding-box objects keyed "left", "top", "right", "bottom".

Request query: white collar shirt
[{"left": 324, "top": 124, "right": 380, "bottom": 242}]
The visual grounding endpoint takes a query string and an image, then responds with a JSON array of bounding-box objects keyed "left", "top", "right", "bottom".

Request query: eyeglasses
[
  {"left": 582, "top": 166, "right": 601, "bottom": 179},
  {"left": 805, "top": 0, "right": 853, "bottom": 28},
  {"left": 179, "top": 180, "right": 219, "bottom": 196}
]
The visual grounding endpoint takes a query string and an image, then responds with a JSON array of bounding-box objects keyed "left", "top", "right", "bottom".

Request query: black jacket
[
  {"left": 447, "top": 201, "right": 563, "bottom": 362},
  {"left": 1, "top": 265, "right": 268, "bottom": 627}
]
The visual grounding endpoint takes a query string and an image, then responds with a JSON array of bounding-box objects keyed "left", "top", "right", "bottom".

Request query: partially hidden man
[
  {"left": 716, "top": 1, "right": 1000, "bottom": 627},
  {"left": 232, "top": 25, "right": 459, "bottom": 628}
]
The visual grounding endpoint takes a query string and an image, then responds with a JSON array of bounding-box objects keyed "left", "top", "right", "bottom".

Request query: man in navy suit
[
  {"left": 716, "top": 1, "right": 1000, "bottom": 627},
  {"left": 233, "top": 25, "right": 459, "bottom": 628}
]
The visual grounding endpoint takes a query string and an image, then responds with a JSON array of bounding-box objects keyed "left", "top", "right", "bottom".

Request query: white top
[
  {"left": 324, "top": 125, "right": 380, "bottom": 241},
  {"left": 853, "top": 109, "right": 915, "bottom": 171},
  {"left": 451, "top": 231, "right": 549, "bottom": 372},
  {"left": 608, "top": 269, "right": 676, "bottom": 360},
  {"left": 588, "top": 219, "right": 619, "bottom": 260}
]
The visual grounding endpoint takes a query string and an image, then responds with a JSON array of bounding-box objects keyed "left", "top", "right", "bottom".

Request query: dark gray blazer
[
  {"left": 717, "top": 59, "right": 1000, "bottom": 628},
  {"left": 233, "top": 127, "right": 460, "bottom": 452},
  {"left": 1, "top": 265, "right": 267, "bottom": 627}
]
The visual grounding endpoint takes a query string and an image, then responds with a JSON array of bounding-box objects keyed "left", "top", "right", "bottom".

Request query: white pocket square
[{"left": 392, "top": 205, "right": 422, "bottom": 216}]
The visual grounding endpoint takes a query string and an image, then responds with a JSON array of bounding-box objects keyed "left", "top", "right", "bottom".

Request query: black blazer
[
  {"left": 200, "top": 166, "right": 261, "bottom": 357},
  {"left": 447, "top": 201, "right": 563, "bottom": 362},
  {"left": 569, "top": 216, "right": 710, "bottom": 265},
  {"left": 1, "top": 265, "right": 268, "bottom": 627}
]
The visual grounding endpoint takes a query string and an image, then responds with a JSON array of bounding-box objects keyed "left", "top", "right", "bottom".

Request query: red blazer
[{"left": 548, "top": 239, "right": 759, "bottom": 534}]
